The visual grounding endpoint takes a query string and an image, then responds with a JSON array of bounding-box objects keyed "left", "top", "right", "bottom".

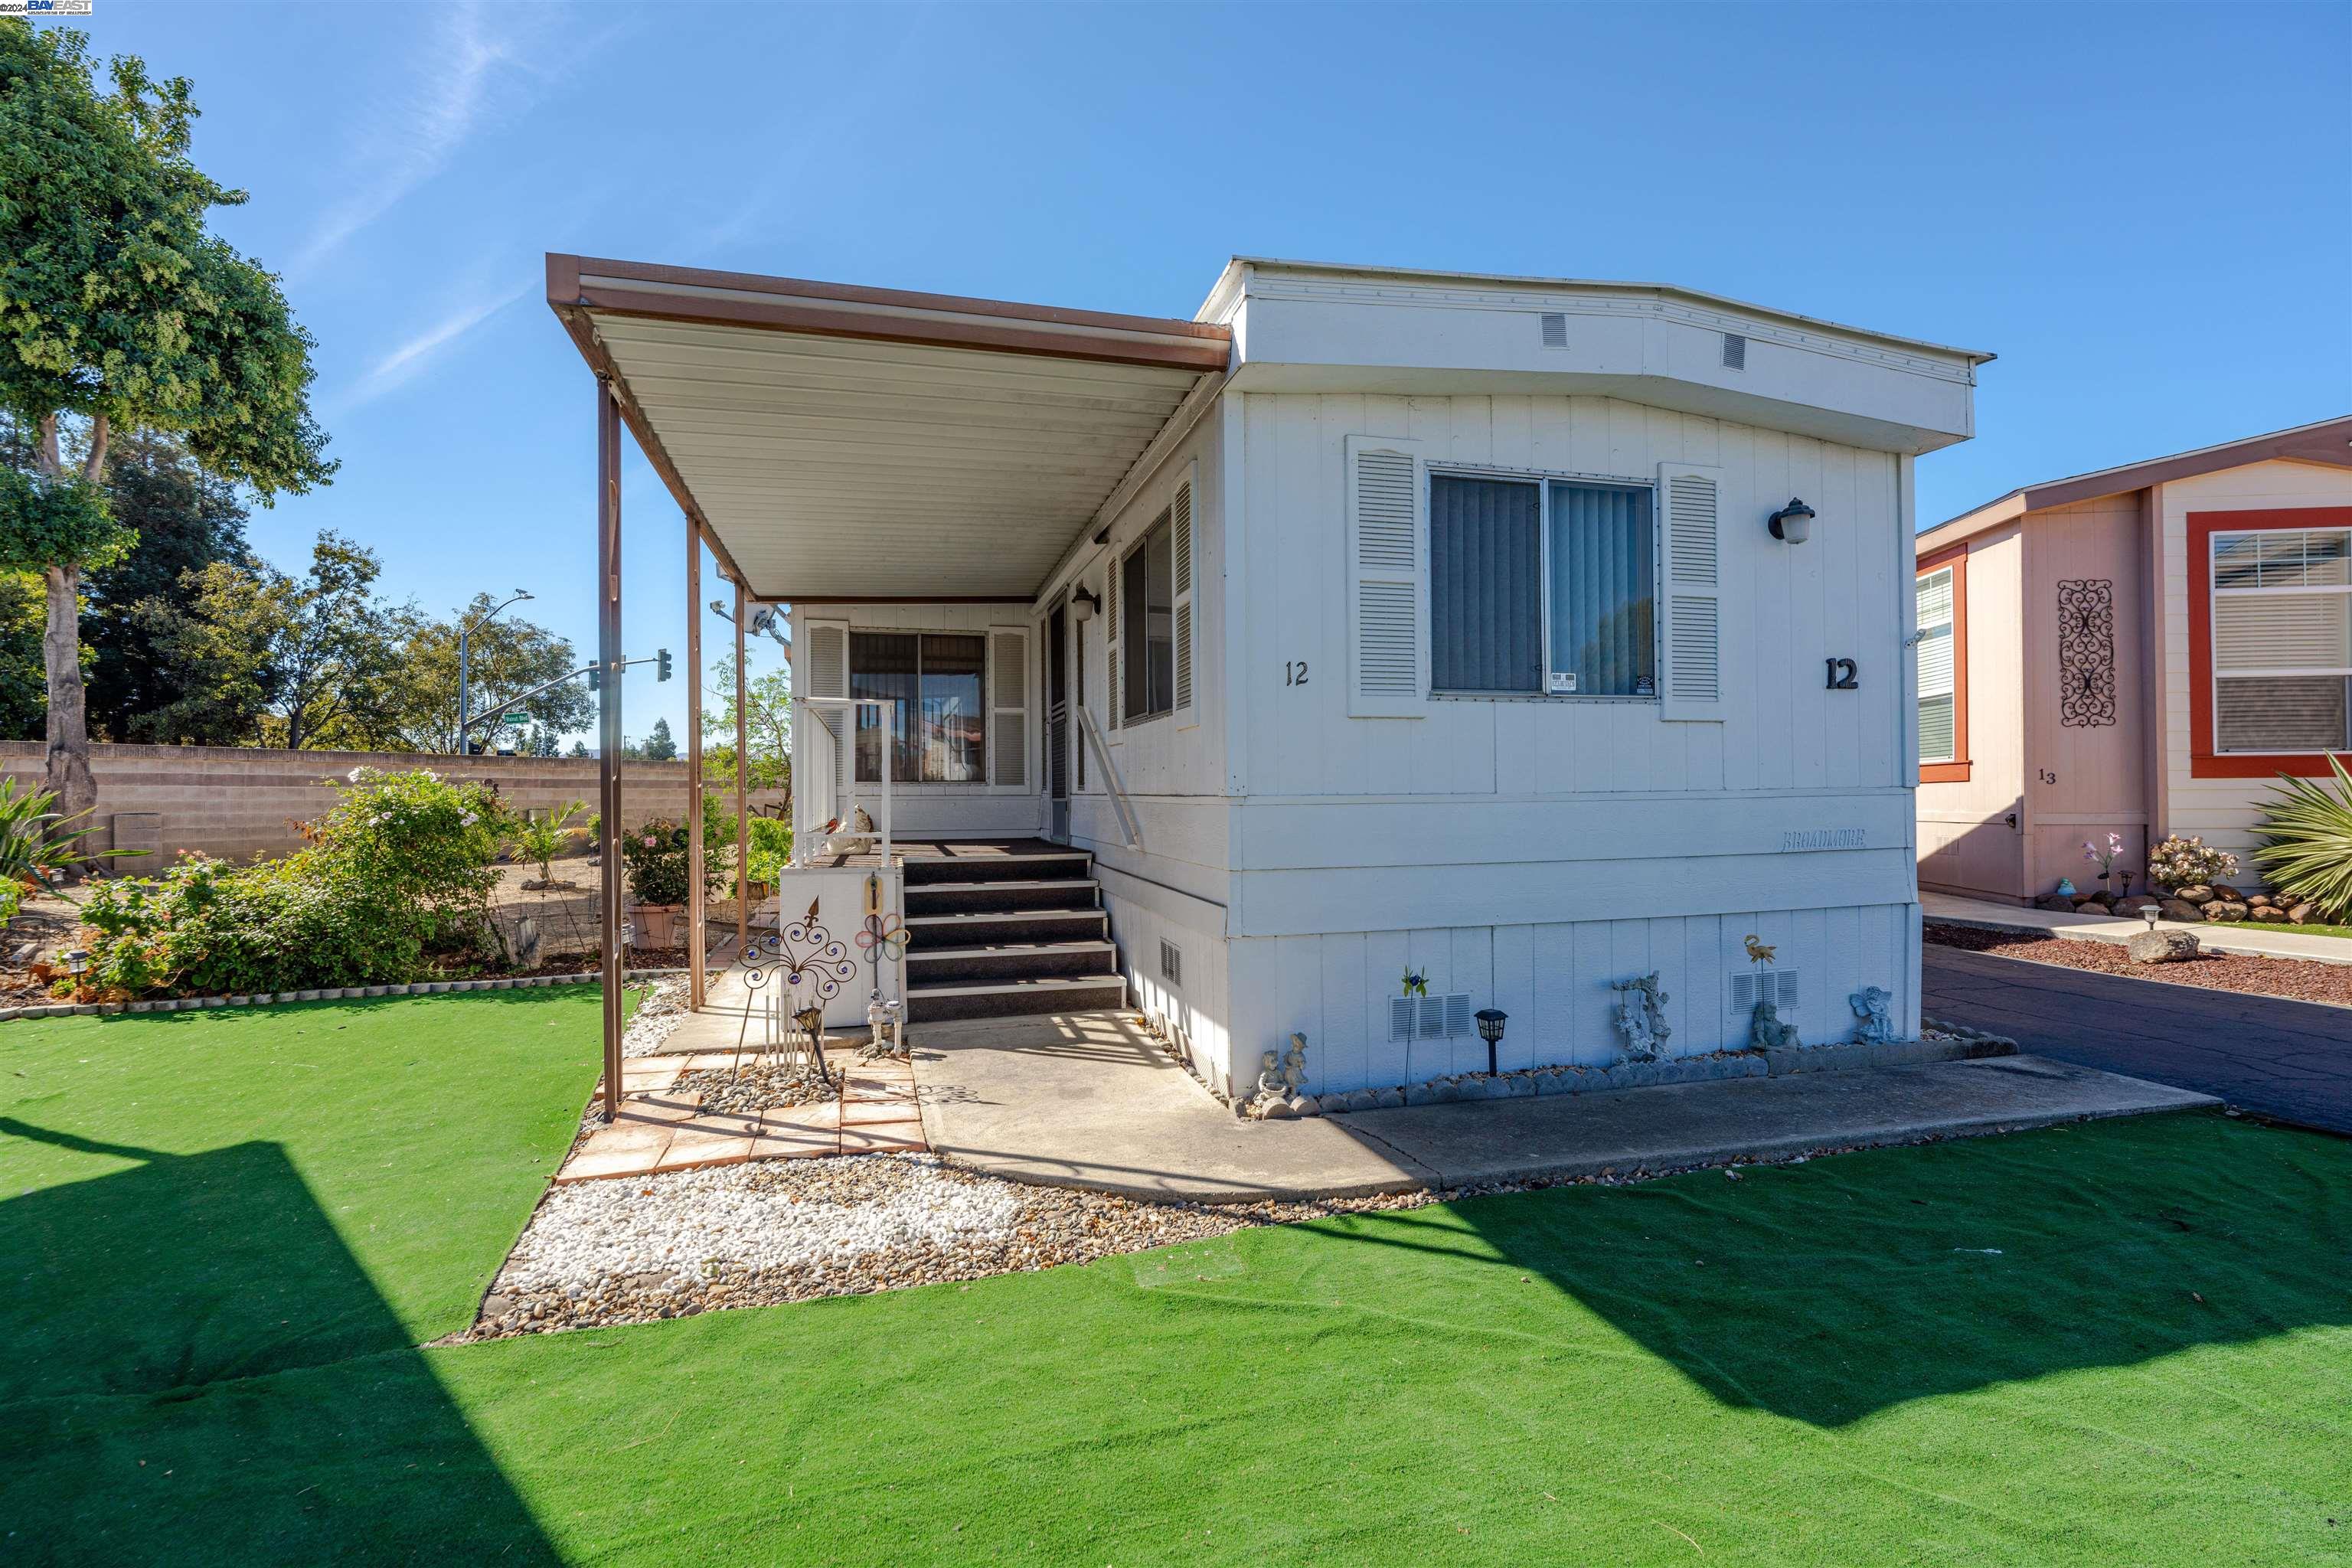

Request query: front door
[{"left": 1046, "top": 604, "right": 1070, "bottom": 841}]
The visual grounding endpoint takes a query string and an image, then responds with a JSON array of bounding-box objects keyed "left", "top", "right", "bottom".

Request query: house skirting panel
[{"left": 1223, "top": 902, "right": 1921, "bottom": 1099}]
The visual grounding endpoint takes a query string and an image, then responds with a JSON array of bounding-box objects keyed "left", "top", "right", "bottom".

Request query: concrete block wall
[{"left": 0, "top": 743, "right": 786, "bottom": 866}]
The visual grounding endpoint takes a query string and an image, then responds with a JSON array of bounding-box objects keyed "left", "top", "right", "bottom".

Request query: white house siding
[
  {"left": 2158, "top": 460, "right": 2352, "bottom": 870},
  {"left": 1223, "top": 390, "right": 1921, "bottom": 1097}
]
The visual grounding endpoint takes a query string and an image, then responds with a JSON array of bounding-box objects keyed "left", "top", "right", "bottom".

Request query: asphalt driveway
[{"left": 1923, "top": 944, "right": 2352, "bottom": 1134}]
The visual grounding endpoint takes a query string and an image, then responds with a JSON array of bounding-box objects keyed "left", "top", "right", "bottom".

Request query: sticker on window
[{"left": 1549, "top": 671, "right": 1576, "bottom": 693}]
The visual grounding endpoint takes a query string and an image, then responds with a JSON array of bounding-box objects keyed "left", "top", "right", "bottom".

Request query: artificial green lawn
[{"left": 5, "top": 996, "right": 2350, "bottom": 1566}]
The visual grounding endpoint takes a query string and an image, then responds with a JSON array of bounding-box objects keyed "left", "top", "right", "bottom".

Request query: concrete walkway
[
  {"left": 906, "top": 1011, "right": 2218, "bottom": 1203},
  {"left": 1924, "top": 890, "right": 2352, "bottom": 967},
  {"left": 1925, "top": 944, "right": 2352, "bottom": 1134}
]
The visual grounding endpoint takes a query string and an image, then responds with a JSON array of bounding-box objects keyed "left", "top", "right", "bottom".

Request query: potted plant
[{"left": 618, "top": 819, "right": 692, "bottom": 949}]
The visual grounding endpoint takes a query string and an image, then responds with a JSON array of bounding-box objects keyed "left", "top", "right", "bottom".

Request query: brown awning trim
[{"left": 548, "top": 253, "right": 1231, "bottom": 374}]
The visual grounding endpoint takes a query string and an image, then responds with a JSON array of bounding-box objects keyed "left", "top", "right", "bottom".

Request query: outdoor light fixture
[
  {"left": 64, "top": 949, "right": 89, "bottom": 979},
  {"left": 1475, "top": 1007, "right": 1508, "bottom": 1076},
  {"left": 1070, "top": 586, "right": 1099, "bottom": 622},
  {"left": 2140, "top": 905, "right": 2161, "bottom": 932},
  {"left": 1767, "top": 498, "right": 1816, "bottom": 544}
]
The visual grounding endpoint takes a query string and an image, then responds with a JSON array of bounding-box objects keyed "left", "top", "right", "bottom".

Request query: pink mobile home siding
[{"left": 1917, "top": 525, "right": 2026, "bottom": 900}]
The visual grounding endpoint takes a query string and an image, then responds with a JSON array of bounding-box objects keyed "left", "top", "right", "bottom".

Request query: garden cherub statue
[
  {"left": 1610, "top": 972, "right": 1671, "bottom": 1063},
  {"left": 1246, "top": 1033, "right": 1312, "bottom": 1116},
  {"left": 1848, "top": 985, "right": 1896, "bottom": 1046},
  {"left": 1749, "top": 997, "right": 1800, "bottom": 1051}
]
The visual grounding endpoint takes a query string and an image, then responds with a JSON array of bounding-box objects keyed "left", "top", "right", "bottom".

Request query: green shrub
[
  {"left": 747, "top": 816, "right": 792, "bottom": 884},
  {"left": 2252, "top": 755, "right": 2352, "bottom": 920},
  {"left": 509, "top": 800, "right": 586, "bottom": 882},
  {"left": 74, "top": 766, "right": 514, "bottom": 998},
  {"left": 619, "top": 819, "right": 693, "bottom": 906}
]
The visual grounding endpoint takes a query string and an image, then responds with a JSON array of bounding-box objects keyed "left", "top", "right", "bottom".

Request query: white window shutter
[
  {"left": 804, "top": 619, "right": 852, "bottom": 795},
  {"left": 1104, "top": 558, "right": 1122, "bottom": 735},
  {"left": 989, "top": 625, "right": 1029, "bottom": 789},
  {"left": 1172, "top": 462, "right": 1197, "bottom": 724},
  {"left": 1656, "top": 463, "right": 1726, "bottom": 722},
  {"left": 1345, "top": 434, "right": 1429, "bottom": 718}
]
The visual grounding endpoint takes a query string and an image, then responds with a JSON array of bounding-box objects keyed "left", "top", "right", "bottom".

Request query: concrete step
[
  {"left": 903, "top": 878, "right": 1101, "bottom": 917},
  {"left": 906, "top": 939, "right": 1119, "bottom": 985},
  {"left": 901, "top": 851, "right": 1092, "bottom": 887},
  {"left": 909, "top": 973, "right": 1129, "bottom": 1023},
  {"left": 903, "top": 907, "right": 1110, "bottom": 946}
]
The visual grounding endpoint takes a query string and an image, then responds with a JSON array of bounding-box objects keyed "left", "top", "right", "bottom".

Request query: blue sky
[{"left": 64, "top": 1, "right": 2352, "bottom": 750}]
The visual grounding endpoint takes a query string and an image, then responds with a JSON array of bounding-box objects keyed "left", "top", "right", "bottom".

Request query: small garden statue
[
  {"left": 1749, "top": 997, "right": 1800, "bottom": 1051},
  {"left": 1245, "top": 1033, "right": 1311, "bottom": 1118},
  {"left": 1610, "top": 972, "right": 1671, "bottom": 1062},
  {"left": 1848, "top": 985, "right": 1896, "bottom": 1046}
]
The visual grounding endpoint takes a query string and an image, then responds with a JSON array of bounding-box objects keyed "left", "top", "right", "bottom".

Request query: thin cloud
[
  {"left": 343, "top": 283, "right": 528, "bottom": 407},
  {"left": 289, "top": 4, "right": 593, "bottom": 278}
]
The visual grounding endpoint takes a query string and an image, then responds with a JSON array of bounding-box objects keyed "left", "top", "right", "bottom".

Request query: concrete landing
[{"left": 907, "top": 1012, "right": 2221, "bottom": 1203}]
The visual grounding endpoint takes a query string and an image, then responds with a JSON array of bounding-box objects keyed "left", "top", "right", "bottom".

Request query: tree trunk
[
  {"left": 43, "top": 560, "right": 96, "bottom": 824},
  {"left": 36, "top": 412, "right": 109, "bottom": 841}
]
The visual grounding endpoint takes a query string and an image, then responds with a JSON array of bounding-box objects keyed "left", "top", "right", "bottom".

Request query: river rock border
[
  {"left": 0, "top": 967, "right": 691, "bottom": 1024},
  {"left": 1138, "top": 1009, "right": 2017, "bottom": 1119}
]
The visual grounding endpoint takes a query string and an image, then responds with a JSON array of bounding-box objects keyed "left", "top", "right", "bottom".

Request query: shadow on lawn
[
  {"left": 1344, "top": 1114, "right": 2352, "bottom": 1429},
  {"left": 0, "top": 1119, "right": 560, "bottom": 1565}
]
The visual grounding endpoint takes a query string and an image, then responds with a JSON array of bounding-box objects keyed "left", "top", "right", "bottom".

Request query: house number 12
[
  {"left": 1285, "top": 661, "right": 1309, "bottom": 686},
  {"left": 1825, "top": 658, "right": 1859, "bottom": 690}
]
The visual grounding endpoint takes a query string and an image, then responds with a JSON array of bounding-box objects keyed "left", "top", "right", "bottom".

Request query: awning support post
[
  {"left": 735, "top": 581, "right": 750, "bottom": 936},
  {"left": 685, "top": 521, "right": 706, "bottom": 1010},
  {"left": 596, "top": 374, "right": 624, "bottom": 1119}
]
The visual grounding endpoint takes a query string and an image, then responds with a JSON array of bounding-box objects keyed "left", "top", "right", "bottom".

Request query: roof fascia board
[{"left": 1938, "top": 416, "right": 2352, "bottom": 530}]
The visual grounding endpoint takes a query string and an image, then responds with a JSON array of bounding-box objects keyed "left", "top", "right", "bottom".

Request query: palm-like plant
[
  {"left": 0, "top": 778, "right": 113, "bottom": 888},
  {"left": 510, "top": 799, "right": 586, "bottom": 884},
  {"left": 2252, "top": 755, "right": 2352, "bottom": 921}
]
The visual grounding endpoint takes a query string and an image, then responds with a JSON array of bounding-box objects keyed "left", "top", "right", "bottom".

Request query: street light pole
[{"left": 456, "top": 588, "right": 535, "bottom": 753}]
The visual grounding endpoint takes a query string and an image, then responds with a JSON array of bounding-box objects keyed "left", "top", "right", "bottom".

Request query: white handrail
[
  {"left": 1075, "top": 705, "right": 1142, "bottom": 849},
  {"left": 792, "top": 697, "right": 896, "bottom": 867}
]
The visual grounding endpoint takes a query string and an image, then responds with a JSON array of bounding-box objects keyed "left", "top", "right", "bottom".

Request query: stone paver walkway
[
  {"left": 1925, "top": 890, "right": 2352, "bottom": 967},
  {"left": 557, "top": 1047, "right": 924, "bottom": 1183}
]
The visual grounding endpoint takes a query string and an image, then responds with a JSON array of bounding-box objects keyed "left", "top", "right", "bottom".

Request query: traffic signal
[
  {"left": 656, "top": 648, "right": 673, "bottom": 681},
  {"left": 586, "top": 663, "right": 600, "bottom": 691}
]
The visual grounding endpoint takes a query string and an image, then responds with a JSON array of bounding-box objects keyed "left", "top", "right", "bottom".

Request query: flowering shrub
[
  {"left": 619, "top": 819, "right": 693, "bottom": 906},
  {"left": 2147, "top": 835, "right": 2239, "bottom": 892},
  {"left": 70, "top": 767, "right": 516, "bottom": 999}
]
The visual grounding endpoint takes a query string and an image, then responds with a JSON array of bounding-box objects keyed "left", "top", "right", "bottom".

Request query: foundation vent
[
  {"left": 1730, "top": 969, "right": 1798, "bottom": 1021},
  {"left": 1390, "top": 991, "right": 1475, "bottom": 1042},
  {"left": 1158, "top": 939, "right": 1182, "bottom": 989}
]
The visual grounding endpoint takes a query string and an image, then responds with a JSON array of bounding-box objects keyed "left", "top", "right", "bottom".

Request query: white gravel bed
[
  {"left": 465, "top": 1134, "right": 1925, "bottom": 1341},
  {"left": 620, "top": 977, "right": 692, "bottom": 1057}
]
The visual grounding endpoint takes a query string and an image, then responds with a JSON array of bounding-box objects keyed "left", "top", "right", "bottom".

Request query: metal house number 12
[{"left": 1825, "top": 658, "right": 1859, "bottom": 691}]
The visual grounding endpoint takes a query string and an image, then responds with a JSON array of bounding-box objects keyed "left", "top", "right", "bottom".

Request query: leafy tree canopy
[
  {"left": 381, "top": 595, "right": 592, "bottom": 754},
  {"left": 0, "top": 21, "right": 333, "bottom": 497}
]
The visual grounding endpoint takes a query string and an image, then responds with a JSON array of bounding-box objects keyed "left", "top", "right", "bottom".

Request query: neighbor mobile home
[
  {"left": 1913, "top": 417, "right": 2352, "bottom": 905},
  {"left": 551, "top": 255, "right": 1988, "bottom": 1099}
]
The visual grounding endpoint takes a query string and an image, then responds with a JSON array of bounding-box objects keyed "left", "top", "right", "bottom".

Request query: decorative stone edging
[{"left": 0, "top": 967, "right": 686, "bottom": 1024}]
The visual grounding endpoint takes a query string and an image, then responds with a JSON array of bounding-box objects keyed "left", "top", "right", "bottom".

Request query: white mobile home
[{"left": 550, "top": 254, "right": 1989, "bottom": 1101}]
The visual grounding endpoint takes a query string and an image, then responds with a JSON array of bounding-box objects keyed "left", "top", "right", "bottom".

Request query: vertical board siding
[{"left": 1227, "top": 903, "right": 1916, "bottom": 1097}]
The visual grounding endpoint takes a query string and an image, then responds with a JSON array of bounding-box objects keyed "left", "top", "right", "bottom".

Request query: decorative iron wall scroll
[{"left": 2056, "top": 579, "right": 2116, "bottom": 727}]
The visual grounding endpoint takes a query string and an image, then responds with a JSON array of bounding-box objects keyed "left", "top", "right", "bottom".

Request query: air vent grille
[
  {"left": 1540, "top": 312, "right": 1569, "bottom": 349},
  {"left": 1158, "top": 939, "right": 1182, "bottom": 988},
  {"left": 1390, "top": 991, "right": 1476, "bottom": 1042},
  {"left": 1730, "top": 969, "right": 1799, "bottom": 1019},
  {"left": 1721, "top": 332, "right": 1746, "bottom": 371}
]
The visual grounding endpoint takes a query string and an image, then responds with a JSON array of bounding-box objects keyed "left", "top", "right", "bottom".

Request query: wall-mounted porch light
[
  {"left": 1475, "top": 1008, "right": 1508, "bottom": 1076},
  {"left": 1070, "top": 586, "right": 1100, "bottom": 622},
  {"left": 1767, "top": 498, "right": 1816, "bottom": 544}
]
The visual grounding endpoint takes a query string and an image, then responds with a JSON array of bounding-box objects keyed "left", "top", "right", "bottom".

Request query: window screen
[
  {"left": 851, "top": 632, "right": 986, "bottom": 783},
  {"left": 1548, "top": 481, "right": 1655, "bottom": 696},
  {"left": 1917, "top": 567, "right": 1956, "bottom": 763},
  {"left": 2210, "top": 529, "right": 2352, "bottom": 753}
]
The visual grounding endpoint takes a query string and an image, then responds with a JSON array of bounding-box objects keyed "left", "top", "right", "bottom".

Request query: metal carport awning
[{"left": 546, "top": 254, "right": 1231, "bottom": 604}]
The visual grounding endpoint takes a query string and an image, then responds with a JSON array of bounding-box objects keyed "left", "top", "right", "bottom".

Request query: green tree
[
  {"left": 133, "top": 531, "right": 403, "bottom": 750},
  {"left": 704, "top": 655, "right": 791, "bottom": 763},
  {"left": 0, "top": 21, "right": 333, "bottom": 819},
  {"left": 378, "top": 594, "right": 592, "bottom": 753},
  {"left": 0, "top": 571, "right": 46, "bottom": 739},
  {"left": 642, "top": 717, "right": 678, "bottom": 761},
  {"left": 567, "top": 739, "right": 590, "bottom": 759},
  {"left": 81, "top": 429, "right": 250, "bottom": 739}
]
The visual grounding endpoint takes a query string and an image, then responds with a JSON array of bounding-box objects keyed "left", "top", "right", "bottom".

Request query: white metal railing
[
  {"left": 792, "top": 697, "right": 897, "bottom": 867},
  {"left": 1075, "top": 705, "right": 1142, "bottom": 849}
]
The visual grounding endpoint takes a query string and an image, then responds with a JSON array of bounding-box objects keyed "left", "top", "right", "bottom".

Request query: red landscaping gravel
[{"left": 1924, "top": 922, "right": 2352, "bottom": 1008}]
